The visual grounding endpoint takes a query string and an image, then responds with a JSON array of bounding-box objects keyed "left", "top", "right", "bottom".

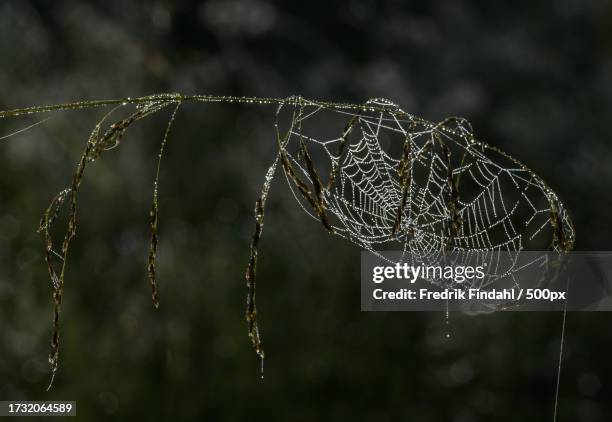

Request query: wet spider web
[
  {"left": 245, "top": 95, "right": 575, "bottom": 365},
  {"left": 268, "top": 97, "right": 574, "bottom": 254},
  {"left": 247, "top": 96, "right": 574, "bottom": 293}
]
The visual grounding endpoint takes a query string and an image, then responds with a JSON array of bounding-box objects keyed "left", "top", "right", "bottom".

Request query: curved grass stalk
[{"left": 0, "top": 93, "right": 574, "bottom": 391}]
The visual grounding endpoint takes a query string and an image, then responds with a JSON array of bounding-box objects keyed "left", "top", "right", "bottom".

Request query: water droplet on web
[
  {"left": 445, "top": 301, "right": 451, "bottom": 339},
  {"left": 260, "top": 356, "right": 265, "bottom": 380}
]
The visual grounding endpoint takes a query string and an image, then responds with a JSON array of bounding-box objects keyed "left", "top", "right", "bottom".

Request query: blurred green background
[{"left": 1, "top": 1, "right": 611, "bottom": 420}]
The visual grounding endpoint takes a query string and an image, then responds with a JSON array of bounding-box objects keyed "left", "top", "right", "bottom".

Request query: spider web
[
  {"left": 244, "top": 95, "right": 577, "bottom": 316},
  {"left": 272, "top": 97, "right": 574, "bottom": 260}
]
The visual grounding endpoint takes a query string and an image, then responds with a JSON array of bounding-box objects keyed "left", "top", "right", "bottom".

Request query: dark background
[{"left": 1, "top": 1, "right": 611, "bottom": 420}]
